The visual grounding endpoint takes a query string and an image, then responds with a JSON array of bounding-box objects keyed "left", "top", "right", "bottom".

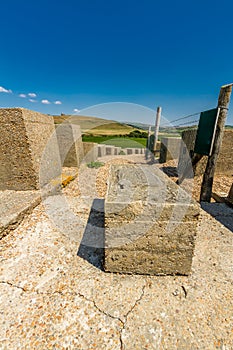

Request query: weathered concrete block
[
  {"left": 74, "top": 125, "right": 84, "bottom": 166},
  {"left": 126, "top": 148, "right": 134, "bottom": 155},
  {"left": 159, "top": 137, "right": 181, "bottom": 163},
  {"left": 105, "top": 146, "right": 115, "bottom": 156},
  {"left": 104, "top": 164, "right": 199, "bottom": 275},
  {"left": 178, "top": 129, "right": 233, "bottom": 178},
  {"left": 216, "top": 130, "right": 233, "bottom": 175},
  {"left": 134, "top": 148, "right": 144, "bottom": 155},
  {"left": 98, "top": 145, "right": 106, "bottom": 157},
  {"left": 98, "top": 145, "right": 121, "bottom": 157},
  {"left": 55, "top": 122, "right": 83, "bottom": 167},
  {"left": 0, "top": 108, "right": 61, "bottom": 190},
  {"left": 83, "top": 142, "right": 98, "bottom": 163},
  {"left": 133, "top": 148, "right": 143, "bottom": 155},
  {"left": 114, "top": 147, "right": 121, "bottom": 155}
]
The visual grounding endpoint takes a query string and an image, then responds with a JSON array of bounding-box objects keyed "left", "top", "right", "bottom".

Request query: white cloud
[
  {"left": 73, "top": 108, "right": 80, "bottom": 113},
  {"left": 41, "top": 99, "right": 51, "bottom": 105},
  {"left": 54, "top": 100, "right": 62, "bottom": 105},
  {"left": 0, "top": 86, "right": 12, "bottom": 93},
  {"left": 29, "top": 99, "right": 37, "bottom": 103},
  {"left": 19, "top": 93, "right": 27, "bottom": 98},
  {"left": 28, "top": 92, "right": 37, "bottom": 98}
]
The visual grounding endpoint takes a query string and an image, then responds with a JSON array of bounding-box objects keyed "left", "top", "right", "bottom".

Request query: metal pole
[{"left": 153, "top": 106, "right": 162, "bottom": 152}]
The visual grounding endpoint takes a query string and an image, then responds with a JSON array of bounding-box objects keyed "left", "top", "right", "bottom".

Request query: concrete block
[
  {"left": 55, "top": 122, "right": 83, "bottom": 167},
  {"left": 105, "top": 146, "right": 115, "bottom": 156},
  {"left": 114, "top": 147, "right": 121, "bottom": 155},
  {"left": 216, "top": 130, "right": 233, "bottom": 175},
  {"left": 98, "top": 145, "right": 106, "bottom": 157},
  {"left": 74, "top": 125, "right": 84, "bottom": 166},
  {"left": 83, "top": 142, "right": 98, "bottom": 163},
  {"left": 126, "top": 148, "right": 134, "bottom": 155},
  {"left": 137, "top": 148, "right": 142, "bottom": 154},
  {"left": 104, "top": 164, "right": 199, "bottom": 275},
  {"left": 0, "top": 108, "right": 61, "bottom": 190},
  {"left": 178, "top": 129, "right": 233, "bottom": 178},
  {"left": 134, "top": 148, "right": 145, "bottom": 155},
  {"left": 159, "top": 137, "right": 181, "bottom": 163}
]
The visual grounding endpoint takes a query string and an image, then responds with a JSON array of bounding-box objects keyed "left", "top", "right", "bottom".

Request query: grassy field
[{"left": 82, "top": 135, "right": 147, "bottom": 148}]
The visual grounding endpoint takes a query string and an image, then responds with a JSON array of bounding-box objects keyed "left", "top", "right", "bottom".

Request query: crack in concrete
[
  {"left": 0, "top": 280, "right": 27, "bottom": 292},
  {"left": 76, "top": 291, "right": 124, "bottom": 324},
  {"left": 76, "top": 291, "right": 125, "bottom": 350},
  {"left": 77, "top": 284, "right": 147, "bottom": 350},
  {"left": 43, "top": 289, "right": 125, "bottom": 349},
  {"left": 119, "top": 283, "right": 146, "bottom": 350},
  {"left": 124, "top": 283, "right": 146, "bottom": 321},
  {"left": 46, "top": 285, "right": 147, "bottom": 350},
  {"left": 0, "top": 279, "right": 146, "bottom": 350}
]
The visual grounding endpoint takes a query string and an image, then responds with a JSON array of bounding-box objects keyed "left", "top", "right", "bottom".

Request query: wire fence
[{"left": 160, "top": 111, "right": 201, "bottom": 128}]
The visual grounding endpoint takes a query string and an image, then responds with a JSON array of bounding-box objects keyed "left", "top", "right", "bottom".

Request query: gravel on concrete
[
  {"left": 0, "top": 168, "right": 78, "bottom": 240},
  {"left": 0, "top": 190, "right": 41, "bottom": 239}
]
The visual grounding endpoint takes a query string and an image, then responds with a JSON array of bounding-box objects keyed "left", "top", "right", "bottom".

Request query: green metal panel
[{"left": 194, "top": 108, "right": 219, "bottom": 156}]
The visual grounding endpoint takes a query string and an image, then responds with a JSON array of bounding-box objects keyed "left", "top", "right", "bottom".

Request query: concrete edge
[{"left": 0, "top": 171, "right": 78, "bottom": 240}]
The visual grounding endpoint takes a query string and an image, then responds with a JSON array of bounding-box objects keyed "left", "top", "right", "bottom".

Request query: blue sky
[{"left": 0, "top": 0, "right": 233, "bottom": 124}]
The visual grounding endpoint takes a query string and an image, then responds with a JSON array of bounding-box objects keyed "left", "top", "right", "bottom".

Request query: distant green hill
[
  {"left": 53, "top": 115, "right": 140, "bottom": 135},
  {"left": 125, "top": 122, "right": 152, "bottom": 131}
]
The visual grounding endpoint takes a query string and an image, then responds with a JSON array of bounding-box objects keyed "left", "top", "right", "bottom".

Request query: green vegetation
[
  {"left": 128, "top": 130, "right": 148, "bottom": 138},
  {"left": 158, "top": 133, "right": 181, "bottom": 140},
  {"left": 104, "top": 137, "right": 146, "bottom": 148},
  {"left": 82, "top": 135, "right": 147, "bottom": 148},
  {"left": 87, "top": 161, "right": 105, "bottom": 169},
  {"left": 82, "top": 128, "right": 148, "bottom": 148}
]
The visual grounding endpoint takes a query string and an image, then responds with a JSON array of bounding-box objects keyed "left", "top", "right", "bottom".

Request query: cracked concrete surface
[{"left": 0, "top": 157, "right": 233, "bottom": 349}]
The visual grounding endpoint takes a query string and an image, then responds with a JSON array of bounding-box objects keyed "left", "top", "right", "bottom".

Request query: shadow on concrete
[
  {"left": 201, "top": 202, "right": 233, "bottom": 233},
  {"left": 160, "top": 166, "right": 178, "bottom": 178},
  {"left": 77, "top": 199, "right": 105, "bottom": 270}
]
